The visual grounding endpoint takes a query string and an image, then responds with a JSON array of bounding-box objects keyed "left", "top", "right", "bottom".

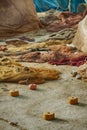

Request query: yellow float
[
  {"left": 9, "top": 90, "right": 19, "bottom": 97},
  {"left": 68, "top": 97, "right": 78, "bottom": 105},
  {"left": 43, "top": 112, "right": 55, "bottom": 120}
]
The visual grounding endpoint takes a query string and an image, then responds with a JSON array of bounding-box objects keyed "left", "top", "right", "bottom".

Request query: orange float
[
  {"left": 9, "top": 90, "right": 19, "bottom": 97},
  {"left": 43, "top": 112, "right": 55, "bottom": 120},
  {"left": 28, "top": 84, "right": 37, "bottom": 90},
  {"left": 68, "top": 97, "right": 78, "bottom": 105}
]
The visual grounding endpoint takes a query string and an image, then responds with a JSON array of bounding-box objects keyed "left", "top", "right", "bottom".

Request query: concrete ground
[{"left": 0, "top": 63, "right": 87, "bottom": 130}]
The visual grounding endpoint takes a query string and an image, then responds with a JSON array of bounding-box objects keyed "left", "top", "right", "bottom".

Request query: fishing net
[{"left": 0, "top": 0, "right": 40, "bottom": 38}]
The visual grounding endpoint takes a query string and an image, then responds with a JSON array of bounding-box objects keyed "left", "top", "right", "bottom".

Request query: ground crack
[{"left": 0, "top": 117, "right": 27, "bottom": 130}]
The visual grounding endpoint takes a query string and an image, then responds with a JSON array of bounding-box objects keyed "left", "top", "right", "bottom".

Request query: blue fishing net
[
  {"left": 56, "top": 0, "right": 69, "bottom": 11},
  {"left": 34, "top": 0, "right": 59, "bottom": 12},
  {"left": 69, "top": 0, "right": 86, "bottom": 13},
  {"left": 34, "top": 0, "right": 86, "bottom": 13},
  {"left": 84, "top": 0, "right": 87, "bottom": 3}
]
